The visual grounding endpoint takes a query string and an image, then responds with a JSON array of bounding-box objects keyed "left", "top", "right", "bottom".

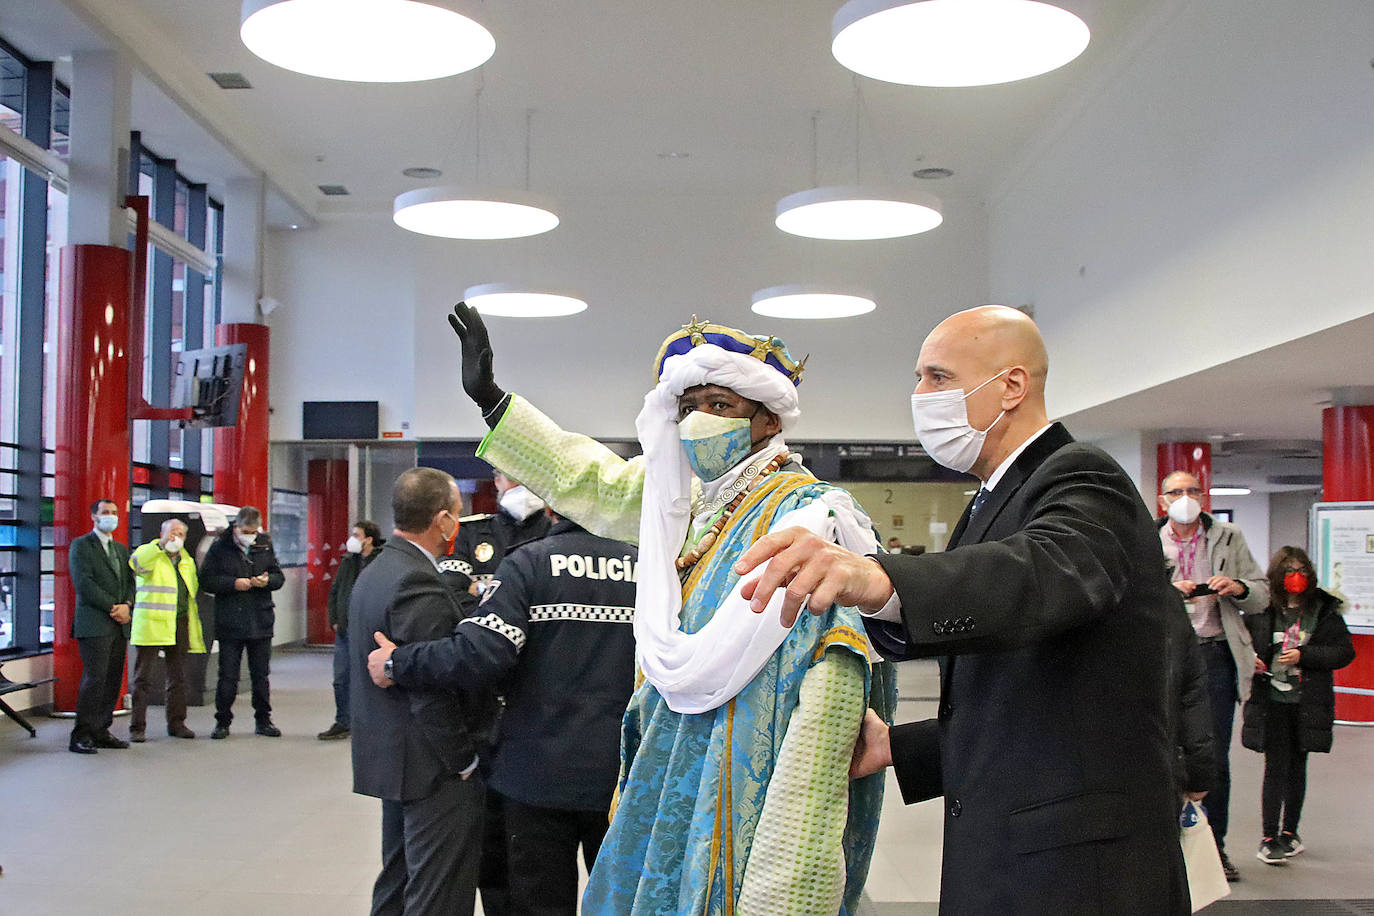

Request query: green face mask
[{"left": 678, "top": 410, "right": 755, "bottom": 481}]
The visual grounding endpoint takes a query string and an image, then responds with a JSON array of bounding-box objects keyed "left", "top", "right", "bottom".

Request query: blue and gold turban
[{"left": 652, "top": 316, "right": 807, "bottom": 387}]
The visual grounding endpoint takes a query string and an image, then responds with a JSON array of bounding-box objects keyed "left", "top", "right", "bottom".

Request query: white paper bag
[{"left": 1180, "top": 802, "right": 1230, "bottom": 913}]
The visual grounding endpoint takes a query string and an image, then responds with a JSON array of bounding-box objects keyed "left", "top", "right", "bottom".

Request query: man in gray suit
[
  {"left": 350, "top": 467, "right": 493, "bottom": 916},
  {"left": 67, "top": 498, "right": 135, "bottom": 754}
]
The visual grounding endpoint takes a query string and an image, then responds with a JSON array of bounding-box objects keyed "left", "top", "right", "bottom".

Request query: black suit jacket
[
  {"left": 69, "top": 531, "right": 135, "bottom": 639},
  {"left": 349, "top": 537, "right": 490, "bottom": 802},
  {"left": 871, "top": 423, "right": 1188, "bottom": 915}
]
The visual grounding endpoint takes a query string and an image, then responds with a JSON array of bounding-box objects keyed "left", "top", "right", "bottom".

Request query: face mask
[
  {"left": 345, "top": 536, "right": 363, "bottom": 554},
  {"left": 235, "top": 530, "right": 257, "bottom": 549},
  {"left": 499, "top": 485, "right": 546, "bottom": 521},
  {"left": 96, "top": 515, "right": 119, "bottom": 533},
  {"left": 678, "top": 410, "right": 755, "bottom": 481},
  {"left": 1283, "top": 571, "right": 1310, "bottom": 595},
  {"left": 1167, "top": 495, "right": 1202, "bottom": 526},
  {"left": 164, "top": 536, "right": 185, "bottom": 555},
  {"left": 437, "top": 511, "right": 459, "bottom": 555},
  {"left": 910, "top": 368, "right": 1011, "bottom": 474}
]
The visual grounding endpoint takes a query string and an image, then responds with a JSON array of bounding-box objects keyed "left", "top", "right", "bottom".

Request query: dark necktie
[
  {"left": 107, "top": 538, "right": 121, "bottom": 571},
  {"left": 969, "top": 487, "right": 990, "bottom": 521}
]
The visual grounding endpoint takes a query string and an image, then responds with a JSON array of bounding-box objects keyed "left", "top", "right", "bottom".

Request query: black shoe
[
  {"left": 317, "top": 723, "right": 350, "bottom": 740},
  {"left": 211, "top": 725, "right": 231, "bottom": 740},
  {"left": 1218, "top": 851, "right": 1240, "bottom": 882},
  {"left": 1278, "top": 832, "right": 1304, "bottom": 857},
  {"left": 68, "top": 737, "right": 98, "bottom": 755},
  {"left": 167, "top": 724, "right": 196, "bottom": 739},
  {"left": 129, "top": 728, "right": 146, "bottom": 743},
  {"left": 93, "top": 733, "right": 130, "bottom": 750},
  {"left": 255, "top": 721, "right": 282, "bottom": 737},
  {"left": 1257, "top": 838, "right": 1286, "bottom": 865}
]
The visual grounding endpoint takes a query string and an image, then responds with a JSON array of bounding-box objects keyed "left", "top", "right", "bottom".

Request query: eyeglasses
[{"left": 1163, "top": 487, "right": 1203, "bottom": 498}]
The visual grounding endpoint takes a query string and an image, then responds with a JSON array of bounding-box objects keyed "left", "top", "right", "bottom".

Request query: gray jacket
[{"left": 1158, "top": 513, "right": 1269, "bottom": 702}]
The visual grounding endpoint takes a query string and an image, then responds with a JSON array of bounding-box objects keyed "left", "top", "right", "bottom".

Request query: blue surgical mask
[
  {"left": 96, "top": 515, "right": 119, "bottom": 533},
  {"left": 678, "top": 410, "right": 755, "bottom": 481}
]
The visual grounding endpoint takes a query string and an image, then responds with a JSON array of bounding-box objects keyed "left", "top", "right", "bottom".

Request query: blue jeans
[
  {"left": 1200, "top": 639, "right": 1238, "bottom": 851},
  {"left": 333, "top": 629, "right": 350, "bottom": 728}
]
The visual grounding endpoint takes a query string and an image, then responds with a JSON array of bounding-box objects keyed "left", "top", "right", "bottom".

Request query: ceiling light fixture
[
  {"left": 241, "top": 0, "right": 494, "bottom": 82},
  {"left": 777, "top": 95, "right": 942, "bottom": 240},
  {"left": 751, "top": 286, "right": 876, "bottom": 319},
  {"left": 1209, "top": 486, "right": 1252, "bottom": 497},
  {"left": 394, "top": 99, "right": 560, "bottom": 239},
  {"left": 832, "top": 0, "right": 1090, "bottom": 87},
  {"left": 464, "top": 284, "right": 587, "bottom": 318}
]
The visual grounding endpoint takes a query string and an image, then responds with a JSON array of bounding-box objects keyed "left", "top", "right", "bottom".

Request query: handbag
[{"left": 1180, "top": 801, "right": 1231, "bottom": 912}]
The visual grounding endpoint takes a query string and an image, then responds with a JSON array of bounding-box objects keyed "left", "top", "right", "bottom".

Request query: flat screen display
[{"left": 302, "top": 401, "right": 380, "bottom": 440}]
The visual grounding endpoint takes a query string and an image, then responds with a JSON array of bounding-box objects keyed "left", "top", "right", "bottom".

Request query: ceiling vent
[
  {"left": 317, "top": 184, "right": 351, "bottom": 196},
  {"left": 208, "top": 72, "right": 253, "bottom": 89},
  {"left": 1267, "top": 474, "right": 1322, "bottom": 487}
]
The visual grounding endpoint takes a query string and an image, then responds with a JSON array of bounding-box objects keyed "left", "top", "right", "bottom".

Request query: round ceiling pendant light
[
  {"left": 464, "top": 284, "right": 587, "bottom": 318},
  {"left": 751, "top": 286, "right": 876, "bottom": 319},
  {"left": 775, "top": 186, "right": 942, "bottom": 241},
  {"left": 240, "top": 0, "right": 495, "bottom": 83},
  {"left": 393, "top": 187, "right": 560, "bottom": 240},
  {"left": 832, "top": 0, "right": 1090, "bottom": 87}
]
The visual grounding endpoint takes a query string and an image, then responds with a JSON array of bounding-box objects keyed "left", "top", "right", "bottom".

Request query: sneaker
[
  {"left": 1278, "top": 832, "right": 1304, "bottom": 857},
  {"left": 255, "top": 720, "right": 282, "bottom": 738},
  {"left": 211, "top": 724, "right": 231, "bottom": 740},
  {"left": 317, "top": 723, "right": 350, "bottom": 740},
  {"left": 1257, "top": 838, "right": 1287, "bottom": 865},
  {"left": 1218, "top": 850, "right": 1240, "bottom": 882},
  {"left": 167, "top": 724, "right": 196, "bottom": 739}
]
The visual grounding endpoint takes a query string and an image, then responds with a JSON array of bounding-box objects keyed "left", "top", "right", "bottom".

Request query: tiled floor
[{"left": 1, "top": 651, "right": 1371, "bottom": 915}]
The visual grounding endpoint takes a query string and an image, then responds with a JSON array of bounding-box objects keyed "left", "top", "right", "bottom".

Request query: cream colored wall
[{"left": 842, "top": 481, "right": 975, "bottom": 554}]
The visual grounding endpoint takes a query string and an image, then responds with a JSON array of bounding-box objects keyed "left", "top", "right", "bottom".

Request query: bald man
[{"left": 737, "top": 306, "right": 1189, "bottom": 914}]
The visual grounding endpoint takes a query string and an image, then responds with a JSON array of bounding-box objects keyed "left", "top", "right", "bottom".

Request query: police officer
[
  {"left": 440, "top": 470, "right": 552, "bottom": 597},
  {"left": 368, "top": 510, "right": 638, "bottom": 916}
]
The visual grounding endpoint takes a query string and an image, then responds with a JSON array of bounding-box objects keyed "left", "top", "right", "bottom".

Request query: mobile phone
[{"left": 1188, "top": 583, "right": 1217, "bottom": 597}]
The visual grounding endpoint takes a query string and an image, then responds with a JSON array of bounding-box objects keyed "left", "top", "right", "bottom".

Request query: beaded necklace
[{"left": 676, "top": 452, "right": 791, "bottom": 573}]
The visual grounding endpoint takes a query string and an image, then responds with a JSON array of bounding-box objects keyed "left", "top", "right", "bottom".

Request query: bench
[{"left": 0, "top": 667, "right": 57, "bottom": 737}]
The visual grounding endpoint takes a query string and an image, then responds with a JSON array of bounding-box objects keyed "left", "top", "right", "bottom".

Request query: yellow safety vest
[{"left": 129, "top": 541, "right": 206, "bottom": 652}]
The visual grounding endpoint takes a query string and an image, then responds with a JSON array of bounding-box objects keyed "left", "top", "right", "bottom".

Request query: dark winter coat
[
  {"left": 1241, "top": 589, "right": 1356, "bottom": 754},
  {"left": 1167, "top": 603, "right": 1215, "bottom": 795},
  {"left": 199, "top": 529, "right": 285, "bottom": 640},
  {"left": 327, "top": 539, "right": 384, "bottom": 634}
]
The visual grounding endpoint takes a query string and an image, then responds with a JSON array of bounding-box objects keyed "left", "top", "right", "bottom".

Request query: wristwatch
[{"left": 383, "top": 657, "right": 394, "bottom": 681}]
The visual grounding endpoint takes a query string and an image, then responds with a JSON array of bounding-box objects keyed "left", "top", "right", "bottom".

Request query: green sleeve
[
  {"left": 477, "top": 394, "right": 647, "bottom": 544},
  {"left": 736, "top": 650, "right": 867, "bottom": 916}
]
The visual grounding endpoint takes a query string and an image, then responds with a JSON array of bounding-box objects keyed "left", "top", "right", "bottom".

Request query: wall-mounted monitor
[
  {"left": 173, "top": 343, "right": 248, "bottom": 428},
  {"left": 303, "top": 401, "right": 380, "bottom": 440}
]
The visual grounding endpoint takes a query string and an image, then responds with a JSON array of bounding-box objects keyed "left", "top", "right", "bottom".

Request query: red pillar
[
  {"left": 306, "top": 459, "right": 349, "bottom": 646},
  {"left": 1156, "top": 441, "right": 1212, "bottom": 512},
  {"left": 52, "top": 245, "right": 132, "bottom": 713},
  {"left": 1323, "top": 405, "right": 1374, "bottom": 722},
  {"left": 213, "top": 323, "right": 270, "bottom": 512}
]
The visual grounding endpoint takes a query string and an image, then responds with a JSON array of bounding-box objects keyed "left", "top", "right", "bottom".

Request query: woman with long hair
[{"left": 1241, "top": 545, "right": 1356, "bottom": 866}]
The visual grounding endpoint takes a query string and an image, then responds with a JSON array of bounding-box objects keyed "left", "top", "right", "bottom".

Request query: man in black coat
[
  {"left": 368, "top": 512, "right": 638, "bottom": 916},
  {"left": 199, "top": 506, "right": 284, "bottom": 739},
  {"left": 351, "top": 467, "right": 493, "bottom": 916},
  {"left": 736, "top": 306, "right": 1188, "bottom": 915},
  {"left": 318, "top": 520, "right": 384, "bottom": 740},
  {"left": 67, "top": 498, "right": 136, "bottom": 754}
]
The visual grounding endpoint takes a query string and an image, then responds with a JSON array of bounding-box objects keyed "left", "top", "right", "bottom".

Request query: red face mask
[{"left": 1282, "top": 571, "right": 1309, "bottom": 595}]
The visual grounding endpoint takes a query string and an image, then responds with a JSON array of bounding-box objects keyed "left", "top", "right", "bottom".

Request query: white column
[
  {"left": 66, "top": 50, "right": 131, "bottom": 247},
  {"left": 222, "top": 175, "right": 266, "bottom": 323}
]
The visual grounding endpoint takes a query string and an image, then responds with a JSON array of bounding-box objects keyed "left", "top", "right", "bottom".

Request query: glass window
[{"left": 0, "top": 45, "right": 23, "bottom": 134}]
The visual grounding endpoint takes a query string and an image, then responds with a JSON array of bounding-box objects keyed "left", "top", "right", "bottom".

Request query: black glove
[{"left": 448, "top": 302, "right": 506, "bottom": 416}]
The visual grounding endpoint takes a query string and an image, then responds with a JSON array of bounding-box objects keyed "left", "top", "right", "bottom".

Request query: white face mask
[
  {"left": 1167, "top": 495, "right": 1202, "bottom": 526},
  {"left": 910, "top": 368, "right": 1011, "bottom": 474},
  {"left": 164, "top": 536, "right": 185, "bottom": 555},
  {"left": 499, "top": 485, "right": 546, "bottom": 521},
  {"left": 95, "top": 514, "right": 119, "bottom": 533},
  {"left": 235, "top": 530, "right": 257, "bottom": 549},
  {"left": 345, "top": 535, "right": 363, "bottom": 554}
]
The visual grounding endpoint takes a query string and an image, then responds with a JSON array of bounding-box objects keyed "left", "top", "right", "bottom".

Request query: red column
[
  {"left": 52, "top": 245, "right": 132, "bottom": 712},
  {"left": 306, "top": 459, "right": 349, "bottom": 646},
  {"left": 1323, "top": 405, "right": 1374, "bottom": 722},
  {"left": 1157, "top": 442, "right": 1212, "bottom": 512},
  {"left": 213, "top": 323, "right": 270, "bottom": 511}
]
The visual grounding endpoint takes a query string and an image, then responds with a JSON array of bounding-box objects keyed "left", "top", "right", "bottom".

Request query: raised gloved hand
[{"left": 447, "top": 302, "right": 506, "bottom": 415}]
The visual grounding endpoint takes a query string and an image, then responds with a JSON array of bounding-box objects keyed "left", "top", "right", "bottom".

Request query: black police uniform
[
  {"left": 388, "top": 519, "right": 638, "bottom": 916},
  {"left": 436, "top": 504, "right": 551, "bottom": 916},
  {"left": 439, "top": 508, "right": 552, "bottom": 594}
]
